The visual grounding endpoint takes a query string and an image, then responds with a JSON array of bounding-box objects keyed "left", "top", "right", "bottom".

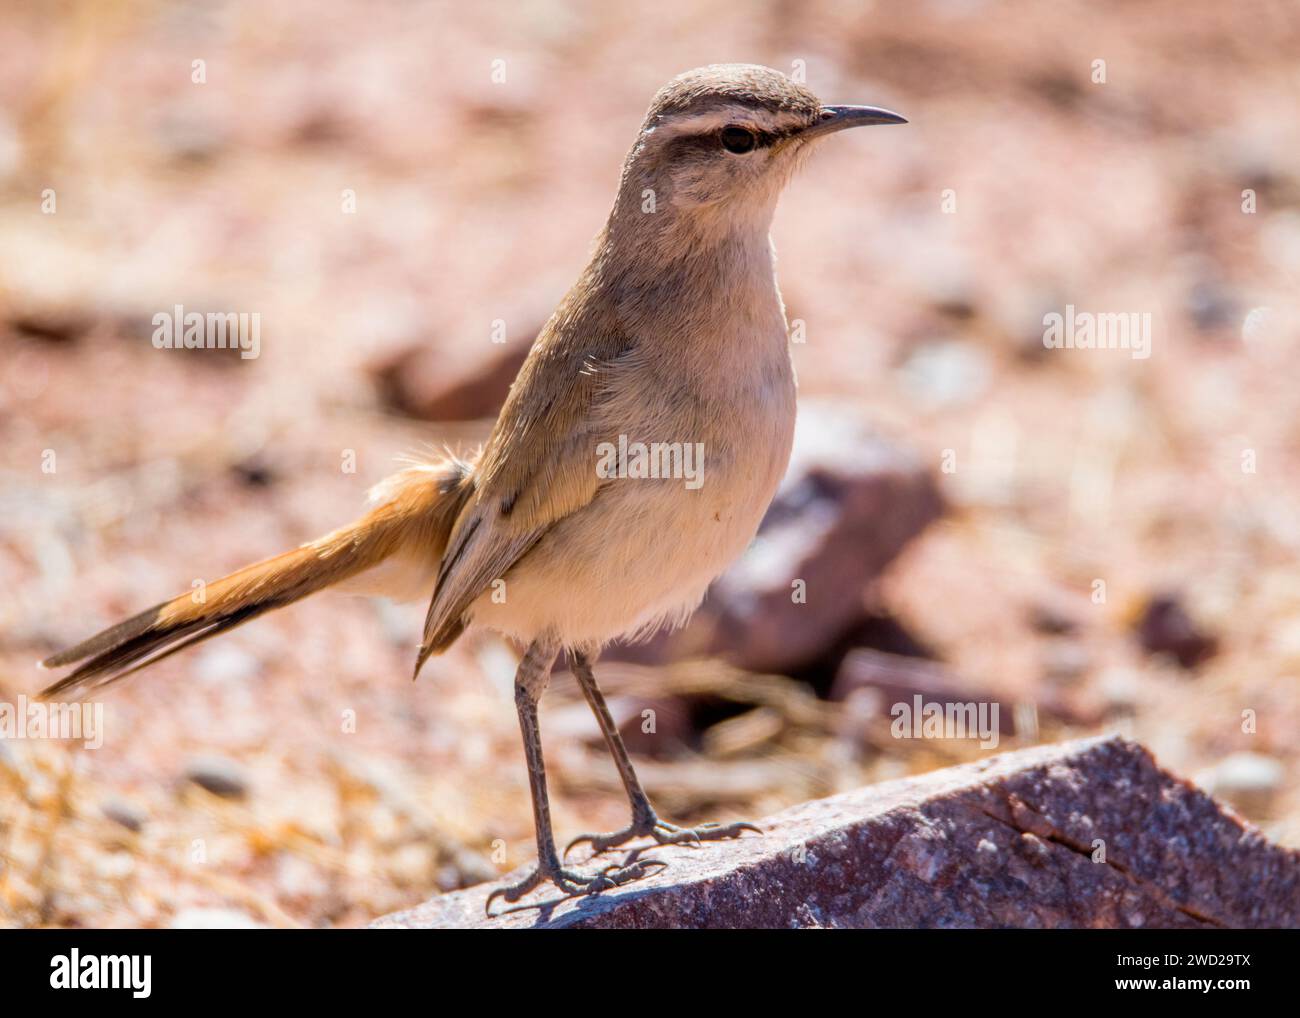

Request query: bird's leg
[
  {"left": 563, "top": 650, "right": 761, "bottom": 859},
  {"left": 485, "top": 639, "right": 661, "bottom": 916}
]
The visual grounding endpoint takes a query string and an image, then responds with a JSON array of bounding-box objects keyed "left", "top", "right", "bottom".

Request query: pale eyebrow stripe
[{"left": 649, "top": 105, "right": 808, "bottom": 139}]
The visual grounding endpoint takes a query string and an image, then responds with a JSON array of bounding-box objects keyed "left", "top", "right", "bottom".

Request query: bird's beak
[{"left": 801, "top": 104, "right": 908, "bottom": 140}]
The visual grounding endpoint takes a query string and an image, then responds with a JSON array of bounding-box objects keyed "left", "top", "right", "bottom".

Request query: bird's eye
[{"left": 720, "top": 126, "right": 757, "bottom": 153}]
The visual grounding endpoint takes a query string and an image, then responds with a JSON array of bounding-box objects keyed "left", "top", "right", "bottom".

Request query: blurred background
[{"left": 1, "top": 0, "right": 1298, "bottom": 928}]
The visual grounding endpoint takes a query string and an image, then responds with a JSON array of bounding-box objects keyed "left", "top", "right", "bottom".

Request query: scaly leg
[
  {"left": 563, "top": 649, "right": 761, "bottom": 859},
  {"left": 485, "top": 640, "right": 661, "bottom": 916}
]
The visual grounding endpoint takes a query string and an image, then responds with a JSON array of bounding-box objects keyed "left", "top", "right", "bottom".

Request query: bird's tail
[{"left": 39, "top": 455, "right": 475, "bottom": 699}]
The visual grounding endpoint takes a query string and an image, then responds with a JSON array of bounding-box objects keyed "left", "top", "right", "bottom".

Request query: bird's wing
[{"left": 416, "top": 308, "right": 634, "bottom": 662}]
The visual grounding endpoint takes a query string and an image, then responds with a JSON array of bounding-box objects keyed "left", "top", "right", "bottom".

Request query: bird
[{"left": 39, "top": 64, "right": 905, "bottom": 913}]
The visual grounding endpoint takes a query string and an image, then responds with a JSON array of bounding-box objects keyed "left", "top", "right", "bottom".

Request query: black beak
[{"left": 801, "top": 104, "right": 908, "bottom": 140}]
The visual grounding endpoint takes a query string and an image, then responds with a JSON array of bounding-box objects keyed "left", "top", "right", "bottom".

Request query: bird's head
[{"left": 609, "top": 64, "right": 905, "bottom": 250}]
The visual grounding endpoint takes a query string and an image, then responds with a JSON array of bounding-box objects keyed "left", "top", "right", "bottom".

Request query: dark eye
[{"left": 720, "top": 126, "right": 757, "bottom": 153}]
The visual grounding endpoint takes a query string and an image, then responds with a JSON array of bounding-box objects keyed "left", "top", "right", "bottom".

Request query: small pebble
[
  {"left": 183, "top": 755, "right": 249, "bottom": 799},
  {"left": 1134, "top": 594, "right": 1218, "bottom": 669},
  {"left": 102, "top": 798, "right": 147, "bottom": 833}
]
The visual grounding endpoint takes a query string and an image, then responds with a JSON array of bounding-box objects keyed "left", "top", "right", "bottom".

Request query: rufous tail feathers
[{"left": 40, "top": 455, "right": 474, "bottom": 699}]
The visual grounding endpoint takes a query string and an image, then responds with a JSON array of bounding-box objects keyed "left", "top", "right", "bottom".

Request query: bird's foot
[
  {"left": 484, "top": 854, "right": 664, "bottom": 917},
  {"left": 565, "top": 811, "right": 762, "bottom": 859}
]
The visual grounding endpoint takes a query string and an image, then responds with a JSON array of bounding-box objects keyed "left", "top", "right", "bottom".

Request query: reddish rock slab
[
  {"left": 369, "top": 339, "right": 531, "bottom": 422},
  {"left": 371, "top": 737, "right": 1300, "bottom": 929}
]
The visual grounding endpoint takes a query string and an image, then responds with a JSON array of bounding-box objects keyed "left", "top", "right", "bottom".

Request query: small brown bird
[{"left": 40, "top": 64, "right": 905, "bottom": 911}]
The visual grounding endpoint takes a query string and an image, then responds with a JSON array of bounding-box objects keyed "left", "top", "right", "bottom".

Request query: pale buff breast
[{"left": 469, "top": 346, "right": 796, "bottom": 649}]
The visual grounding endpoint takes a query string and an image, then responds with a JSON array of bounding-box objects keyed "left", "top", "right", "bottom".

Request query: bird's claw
[
  {"left": 564, "top": 815, "right": 762, "bottom": 860},
  {"left": 484, "top": 856, "right": 665, "bottom": 917}
]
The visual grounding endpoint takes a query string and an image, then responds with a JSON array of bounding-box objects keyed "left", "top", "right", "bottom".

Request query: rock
[
  {"left": 372, "top": 737, "right": 1300, "bottom": 929},
  {"left": 832, "top": 648, "right": 1017, "bottom": 737},
  {"left": 615, "top": 402, "right": 942, "bottom": 675},
  {"left": 154, "top": 112, "right": 228, "bottom": 164},
  {"left": 831, "top": 647, "right": 1097, "bottom": 734},
  {"left": 1027, "top": 596, "right": 1081, "bottom": 635},
  {"left": 542, "top": 688, "right": 693, "bottom": 758},
  {"left": 824, "top": 613, "right": 937, "bottom": 665},
  {"left": 101, "top": 798, "right": 147, "bottom": 833},
  {"left": 615, "top": 696, "right": 693, "bottom": 759},
  {"left": 1187, "top": 278, "right": 1239, "bottom": 335},
  {"left": 183, "top": 755, "right": 249, "bottom": 799},
  {"left": 7, "top": 308, "right": 96, "bottom": 344},
  {"left": 1135, "top": 593, "right": 1218, "bottom": 669},
  {"left": 369, "top": 339, "right": 531, "bottom": 422},
  {"left": 229, "top": 453, "right": 279, "bottom": 488}
]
